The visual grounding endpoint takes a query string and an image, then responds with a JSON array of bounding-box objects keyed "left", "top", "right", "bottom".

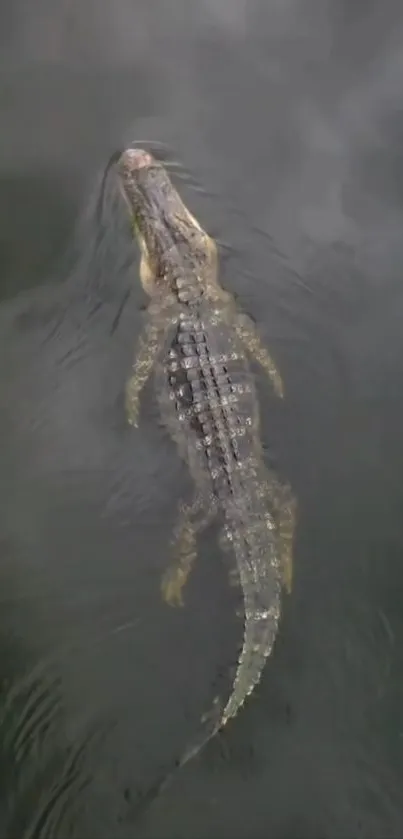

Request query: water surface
[{"left": 1, "top": 2, "right": 403, "bottom": 836}]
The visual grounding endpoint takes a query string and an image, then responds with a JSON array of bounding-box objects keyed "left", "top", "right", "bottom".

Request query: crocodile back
[{"left": 154, "top": 299, "right": 263, "bottom": 503}]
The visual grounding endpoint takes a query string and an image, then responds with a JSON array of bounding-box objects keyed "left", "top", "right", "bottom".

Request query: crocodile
[{"left": 116, "top": 147, "right": 296, "bottom": 780}]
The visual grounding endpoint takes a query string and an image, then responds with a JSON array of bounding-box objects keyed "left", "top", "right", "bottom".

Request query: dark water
[{"left": 1, "top": 1, "right": 403, "bottom": 836}]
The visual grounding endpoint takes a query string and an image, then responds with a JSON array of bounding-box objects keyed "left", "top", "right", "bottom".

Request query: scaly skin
[{"left": 116, "top": 147, "right": 296, "bottom": 779}]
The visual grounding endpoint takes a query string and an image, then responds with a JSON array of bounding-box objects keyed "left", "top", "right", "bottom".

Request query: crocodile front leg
[
  {"left": 126, "top": 305, "right": 178, "bottom": 427},
  {"left": 234, "top": 312, "right": 284, "bottom": 399},
  {"left": 162, "top": 494, "right": 218, "bottom": 607}
]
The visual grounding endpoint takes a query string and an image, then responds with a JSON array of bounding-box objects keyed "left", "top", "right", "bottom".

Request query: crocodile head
[{"left": 116, "top": 147, "right": 217, "bottom": 299}]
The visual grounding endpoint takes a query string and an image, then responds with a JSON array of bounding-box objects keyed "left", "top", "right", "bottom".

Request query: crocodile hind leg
[
  {"left": 161, "top": 494, "right": 218, "bottom": 607},
  {"left": 234, "top": 312, "right": 284, "bottom": 398},
  {"left": 264, "top": 472, "right": 296, "bottom": 594}
]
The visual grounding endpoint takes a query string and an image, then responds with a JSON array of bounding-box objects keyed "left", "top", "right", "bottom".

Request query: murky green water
[{"left": 1, "top": 2, "right": 403, "bottom": 836}]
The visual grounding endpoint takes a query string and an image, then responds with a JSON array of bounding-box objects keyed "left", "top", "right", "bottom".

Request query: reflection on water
[
  {"left": 0, "top": 660, "right": 98, "bottom": 838},
  {"left": 0, "top": 552, "right": 107, "bottom": 839},
  {"left": 2, "top": 1, "right": 403, "bottom": 837}
]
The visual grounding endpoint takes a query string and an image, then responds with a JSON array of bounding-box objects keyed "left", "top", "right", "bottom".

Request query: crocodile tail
[
  {"left": 130, "top": 697, "right": 224, "bottom": 823},
  {"left": 130, "top": 522, "right": 281, "bottom": 825},
  {"left": 221, "top": 520, "right": 282, "bottom": 726}
]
